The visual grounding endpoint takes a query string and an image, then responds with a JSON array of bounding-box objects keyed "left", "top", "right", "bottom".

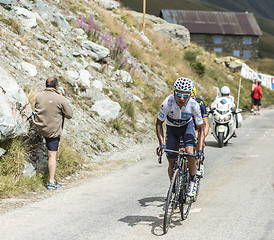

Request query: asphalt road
[{"left": 1, "top": 108, "right": 274, "bottom": 240}]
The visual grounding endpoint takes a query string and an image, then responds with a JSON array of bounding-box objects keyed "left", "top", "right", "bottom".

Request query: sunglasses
[{"left": 175, "top": 92, "right": 190, "bottom": 98}]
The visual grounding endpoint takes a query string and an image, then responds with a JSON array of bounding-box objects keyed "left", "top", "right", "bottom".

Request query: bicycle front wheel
[
  {"left": 193, "top": 177, "right": 200, "bottom": 202},
  {"left": 163, "top": 168, "right": 180, "bottom": 234},
  {"left": 179, "top": 171, "right": 192, "bottom": 220},
  {"left": 193, "top": 163, "right": 201, "bottom": 202}
]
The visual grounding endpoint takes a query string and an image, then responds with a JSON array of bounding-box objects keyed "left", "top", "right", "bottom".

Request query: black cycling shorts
[
  {"left": 253, "top": 98, "right": 261, "bottom": 106},
  {"left": 165, "top": 120, "right": 196, "bottom": 159},
  {"left": 45, "top": 137, "right": 60, "bottom": 151}
]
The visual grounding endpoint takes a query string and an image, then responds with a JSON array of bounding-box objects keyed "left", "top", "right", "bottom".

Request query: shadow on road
[
  {"left": 206, "top": 140, "right": 234, "bottom": 148},
  {"left": 205, "top": 140, "right": 219, "bottom": 148},
  {"left": 118, "top": 196, "right": 178, "bottom": 236}
]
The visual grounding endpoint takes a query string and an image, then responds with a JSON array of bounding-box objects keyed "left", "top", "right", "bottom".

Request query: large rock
[
  {"left": 130, "top": 11, "right": 166, "bottom": 25},
  {"left": 14, "top": 7, "right": 38, "bottom": 29},
  {"left": 81, "top": 40, "right": 110, "bottom": 62},
  {"left": 0, "top": 0, "right": 17, "bottom": 10},
  {"left": 53, "top": 12, "right": 70, "bottom": 31},
  {"left": 20, "top": 61, "right": 37, "bottom": 77},
  {"left": 154, "top": 23, "right": 190, "bottom": 48},
  {"left": 79, "top": 69, "right": 91, "bottom": 88},
  {"left": 0, "top": 67, "right": 32, "bottom": 141},
  {"left": 130, "top": 11, "right": 190, "bottom": 48},
  {"left": 115, "top": 70, "right": 133, "bottom": 84},
  {"left": 92, "top": 100, "right": 121, "bottom": 121},
  {"left": 96, "top": 0, "right": 120, "bottom": 10}
]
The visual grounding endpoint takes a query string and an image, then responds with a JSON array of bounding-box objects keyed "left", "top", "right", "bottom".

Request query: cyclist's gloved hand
[
  {"left": 197, "top": 150, "right": 205, "bottom": 161},
  {"left": 156, "top": 144, "right": 165, "bottom": 156}
]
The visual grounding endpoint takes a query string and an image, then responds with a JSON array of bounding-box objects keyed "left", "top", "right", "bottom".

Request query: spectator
[
  {"left": 250, "top": 79, "right": 258, "bottom": 113},
  {"left": 253, "top": 80, "right": 263, "bottom": 115},
  {"left": 33, "top": 77, "right": 73, "bottom": 190}
]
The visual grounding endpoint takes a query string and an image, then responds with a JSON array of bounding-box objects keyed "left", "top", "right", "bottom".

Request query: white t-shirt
[
  {"left": 211, "top": 95, "right": 235, "bottom": 110},
  {"left": 158, "top": 94, "right": 203, "bottom": 127}
]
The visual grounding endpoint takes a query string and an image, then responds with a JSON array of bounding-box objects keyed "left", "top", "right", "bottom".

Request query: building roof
[{"left": 160, "top": 10, "right": 262, "bottom": 36}]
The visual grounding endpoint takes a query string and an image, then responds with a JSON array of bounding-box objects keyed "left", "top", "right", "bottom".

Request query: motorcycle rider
[
  {"left": 211, "top": 86, "right": 235, "bottom": 110},
  {"left": 211, "top": 86, "right": 237, "bottom": 137}
]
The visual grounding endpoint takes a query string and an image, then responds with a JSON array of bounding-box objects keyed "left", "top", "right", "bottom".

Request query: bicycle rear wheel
[
  {"left": 163, "top": 169, "right": 180, "bottom": 234},
  {"left": 179, "top": 170, "right": 192, "bottom": 220}
]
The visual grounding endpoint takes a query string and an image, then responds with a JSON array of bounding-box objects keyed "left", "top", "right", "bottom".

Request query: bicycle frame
[{"left": 160, "top": 148, "right": 197, "bottom": 233}]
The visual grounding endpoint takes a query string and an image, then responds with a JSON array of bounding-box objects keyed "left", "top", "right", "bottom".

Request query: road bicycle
[{"left": 158, "top": 148, "right": 198, "bottom": 234}]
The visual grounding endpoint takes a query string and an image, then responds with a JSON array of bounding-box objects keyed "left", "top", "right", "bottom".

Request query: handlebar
[
  {"left": 157, "top": 148, "right": 198, "bottom": 164},
  {"left": 164, "top": 148, "right": 197, "bottom": 157}
]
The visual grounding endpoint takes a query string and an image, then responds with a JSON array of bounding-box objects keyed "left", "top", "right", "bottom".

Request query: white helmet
[
  {"left": 221, "top": 86, "right": 230, "bottom": 95},
  {"left": 174, "top": 77, "right": 194, "bottom": 92}
]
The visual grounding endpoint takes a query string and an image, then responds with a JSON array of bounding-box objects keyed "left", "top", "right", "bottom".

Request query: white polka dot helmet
[{"left": 174, "top": 77, "right": 194, "bottom": 92}]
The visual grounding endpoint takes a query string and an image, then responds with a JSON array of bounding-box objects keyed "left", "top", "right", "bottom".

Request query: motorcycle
[{"left": 208, "top": 99, "right": 242, "bottom": 148}]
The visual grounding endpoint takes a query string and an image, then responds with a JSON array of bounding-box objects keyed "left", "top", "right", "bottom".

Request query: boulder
[
  {"left": 79, "top": 69, "right": 91, "bottom": 88},
  {"left": 92, "top": 80, "right": 103, "bottom": 91},
  {"left": 115, "top": 70, "right": 133, "bottom": 84},
  {"left": 23, "top": 162, "right": 36, "bottom": 177},
  {"left": 133, "top": 95, "right": 142, "bottom": 103},
  {"left": 53, "top": 12, "right": 70, "bottom": 31},
  {"left": 96, "top": 0, "right": 120, "bottom": 10},
  {"left": 65, "top": 70, "right": 79, "bottom": 86},
  {"left": 0, "top": 0, "right": 17, "bottom": 10},
  {"left": 130, "top": 11, "right": 190, "bottom": 48},
  {"left": 20, "top": 61, "right": 37, "bottom": 77},
  {"left": 14, "top": 7, "right": 38, "bottom": 29},
  {"left": 0, "top": 67, "right": 32, "bottom": 141},
  {"left": 35, "top": 0, "right": 50, "bottom": 12},
  {"left": 91, "top": 100, "right": 121, "bottom": 121},
  {"left": 154, "top": 23, "right": 190, "bottom": 48},
  {"left": 14, "top": 7, "right": 36, "bottom": 19},
  {"left": 81, "top": 40, "right": 110, "bottom": 62},
  {"left": 42, "top": 60, "right": 51, "bottom": 68}
]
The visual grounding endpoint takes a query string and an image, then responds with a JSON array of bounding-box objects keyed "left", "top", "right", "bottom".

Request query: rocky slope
[{"left": 0, "top": 0, "right": 190, "bottom": 169}]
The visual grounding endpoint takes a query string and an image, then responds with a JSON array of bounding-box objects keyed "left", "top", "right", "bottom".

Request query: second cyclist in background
[{"left": 191, "top": 87, "right": 209, "bottom": 177}]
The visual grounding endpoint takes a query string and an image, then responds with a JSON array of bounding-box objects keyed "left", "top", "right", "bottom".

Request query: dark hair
[{"left": 46, "top": 77, "right": 59, "bottom": 88}]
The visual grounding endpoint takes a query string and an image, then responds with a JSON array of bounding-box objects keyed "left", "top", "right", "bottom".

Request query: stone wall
[{"left": 190, "top": 34, "right": 260, "bottom": 59}]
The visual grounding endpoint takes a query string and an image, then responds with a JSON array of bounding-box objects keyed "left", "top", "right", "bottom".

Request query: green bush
[
  {"left": 191, "top": 61, "right": 206, "bottom": 76},
  {"left": 110, "top": 118, "right": 122, "bottom": 132},
  {"left": 120, "top": 100, "right": 135, "bottom": 118},
  {"left": 184, "top": 49, "right": 200, "bottom": 62}
]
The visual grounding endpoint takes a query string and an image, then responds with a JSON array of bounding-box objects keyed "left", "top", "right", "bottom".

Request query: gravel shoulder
[{"left": 0, "top": 139, "right": 158, "bottom": 213}]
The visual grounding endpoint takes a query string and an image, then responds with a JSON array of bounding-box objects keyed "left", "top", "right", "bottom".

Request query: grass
[
  {"left": 0, "top": 16, "right": 21, "bottom": 34},
  {"left": 55, "top": 138, "right": 85, "bottom": 178},
  {"left": 0, "top": 138, "right": 26, "bottom": 177},
  {"left": 0, "top": 137, "right": 43, "bottom": 196},
  {"left": 0, "top": 137, "right": 85, "bottom": 197}
]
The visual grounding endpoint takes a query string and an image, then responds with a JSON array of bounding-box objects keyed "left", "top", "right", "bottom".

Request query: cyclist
[
  {"left": 191, "top": 87, "right": 209, "bottom": 177},
  {"left": 156, "top": 77, "right": 205, "bottom": 196}
]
